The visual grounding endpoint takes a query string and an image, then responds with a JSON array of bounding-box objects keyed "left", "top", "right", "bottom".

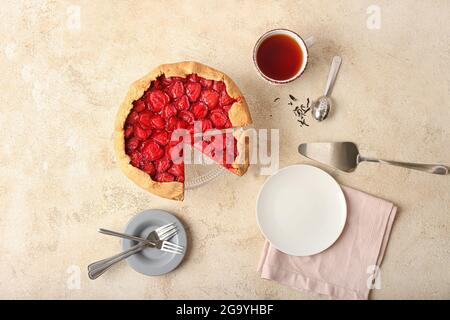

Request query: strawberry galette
[{"left": 114, "top": 61, "right": 252, "bottom": 200}]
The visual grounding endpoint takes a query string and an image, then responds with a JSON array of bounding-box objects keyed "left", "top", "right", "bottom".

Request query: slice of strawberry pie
[{"left": 114, "top": 61, "right": 252, "bottom": 200}]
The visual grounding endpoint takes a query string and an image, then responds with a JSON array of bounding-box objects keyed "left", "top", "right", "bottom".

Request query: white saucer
[{"left": 256, "top": 165, "right": 347, "bottom": 256}]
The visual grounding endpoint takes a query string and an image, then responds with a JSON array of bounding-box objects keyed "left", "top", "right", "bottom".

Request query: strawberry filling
[{"left": 124, "top": 74, "right": 239, "bottom": 183}]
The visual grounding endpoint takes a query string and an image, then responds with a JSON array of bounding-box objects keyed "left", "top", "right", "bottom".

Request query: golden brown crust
[
  {"left": 230, "top": 129, "right": 252, "bottom": 176},
  {"left": 158, "top": 61, "right": 252, "bottom": 127},
  {"left": 114, "top": 115, "right": 184, "bottom": 201},
  {"left": 114, "top": 61, "right": 252, "bottom": 200}
]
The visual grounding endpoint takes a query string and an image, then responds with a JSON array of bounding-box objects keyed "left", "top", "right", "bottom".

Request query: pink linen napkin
[{"left": 257, "top": 185, "right": 397, "bottom": 300}]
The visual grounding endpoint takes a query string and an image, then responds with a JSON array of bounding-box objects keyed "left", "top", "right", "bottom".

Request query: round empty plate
[
  {"left": 122, "top": 209, "right": 187, "bottom": 276},
  {"left": 256, "top": 164, "right": 347, "bottom": 256}
]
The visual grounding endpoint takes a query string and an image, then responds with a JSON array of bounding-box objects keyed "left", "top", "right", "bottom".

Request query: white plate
[{"left": 256, "top": 165, "right": 347, "bottom": 256}]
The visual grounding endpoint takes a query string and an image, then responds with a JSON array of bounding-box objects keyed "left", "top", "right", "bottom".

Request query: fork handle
[
  {"left": 98, "top": 228, "right": 154, "bottom": 244},
  {"left": 87, "top": 242, "right": 145, "bottom": 280}
]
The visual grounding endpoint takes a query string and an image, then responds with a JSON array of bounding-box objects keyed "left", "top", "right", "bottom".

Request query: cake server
[{"left": 298, "top": 142, "right": 449, "bottom": 175}]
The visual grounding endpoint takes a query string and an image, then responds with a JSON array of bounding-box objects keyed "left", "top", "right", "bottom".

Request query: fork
[
  {"left": 98, "top": 228, "right": 184, "bottom": 252},
  {"left": 88, "top": 223, "right": 180, "bottom": 279},
  {"left": 88, "top": 224, "right": 179, "bottom": 279}
]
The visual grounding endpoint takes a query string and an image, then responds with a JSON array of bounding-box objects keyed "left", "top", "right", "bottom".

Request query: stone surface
[{"left": 0, "top": 0, "right": 449, "bottom": 299}]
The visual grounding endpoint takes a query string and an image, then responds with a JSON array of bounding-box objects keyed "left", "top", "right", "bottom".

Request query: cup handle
[{"left": 304, "top": 36, "right": 315, "bottom": 48}]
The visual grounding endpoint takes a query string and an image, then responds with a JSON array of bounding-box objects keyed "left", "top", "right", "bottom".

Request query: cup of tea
[{"left": 253, "top": 29, "right": 315, "bottom": 84}]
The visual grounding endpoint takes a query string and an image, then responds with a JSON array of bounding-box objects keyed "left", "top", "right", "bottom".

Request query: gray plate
[{"left": 122, "top": 209, "right": 187, "bottom": 276}]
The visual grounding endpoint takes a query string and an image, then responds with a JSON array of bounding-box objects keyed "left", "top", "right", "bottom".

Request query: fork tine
[
  {"left": 156, "top": 226, "right": 176, "bottom": 240},
  {"left": 155, "top": 223, "right": 171, "bottom": 233},
  {"left": 161, "top": 242, "right": 183, "bottom": 254},
  {"left": 163, "top": 241, "right": 183, "bottom": 252},
  {"left": 155, "top": 223, "right": 175, "bottom": 234},
  {"left": 156, "top": 224, "right": 176, "bottom": 236},
  {"left": 162, "top": 241, "right": 184, "bottom": 250},
  {"left": 161, "top": 244, "right": 182, "bottom": 254},
  {"left": 158, "top": 225, "right": 176, "bottom": 237},
  {"left": 161, "top": 248, "right": 182, "bottom": 255},
  {"left": 158, "top": 227, "right": 178, "bottom": 241},
  {"left": 163, "top": 243, "right": 183, "bottom": 251}
]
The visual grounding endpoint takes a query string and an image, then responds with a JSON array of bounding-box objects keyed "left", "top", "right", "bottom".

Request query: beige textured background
[{"left": 1, "top": 0, "right": 449, "bottom": 299}]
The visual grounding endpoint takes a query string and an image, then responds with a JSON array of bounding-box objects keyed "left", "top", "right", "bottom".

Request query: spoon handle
[
  {"left": 324, "top": 56, "right": 342, "bottom": 97},
  {"left": 358, "top": 156, "right": 449, "bottom": 175}
]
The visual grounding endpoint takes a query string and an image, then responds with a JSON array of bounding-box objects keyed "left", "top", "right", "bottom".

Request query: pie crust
[{"left": 114, "top": 61, "right": 252, "bottom": 200}]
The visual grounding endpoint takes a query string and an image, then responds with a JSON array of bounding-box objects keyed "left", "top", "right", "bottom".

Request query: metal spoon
[{"left": 312, "top": 56, "right": 342, "bottom": 121}]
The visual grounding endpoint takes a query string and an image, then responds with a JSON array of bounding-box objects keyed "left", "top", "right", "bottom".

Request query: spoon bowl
[{"left": 312, "top": 96, "right": 332, "bottom": 121}]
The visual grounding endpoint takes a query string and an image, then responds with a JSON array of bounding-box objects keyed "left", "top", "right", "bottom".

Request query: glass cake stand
[
  {"left": 184, "top": 163, "right": 226, "bottom": 190},
  {"left": 183, "top": 144, "right": 226, "bottom": 190}
]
